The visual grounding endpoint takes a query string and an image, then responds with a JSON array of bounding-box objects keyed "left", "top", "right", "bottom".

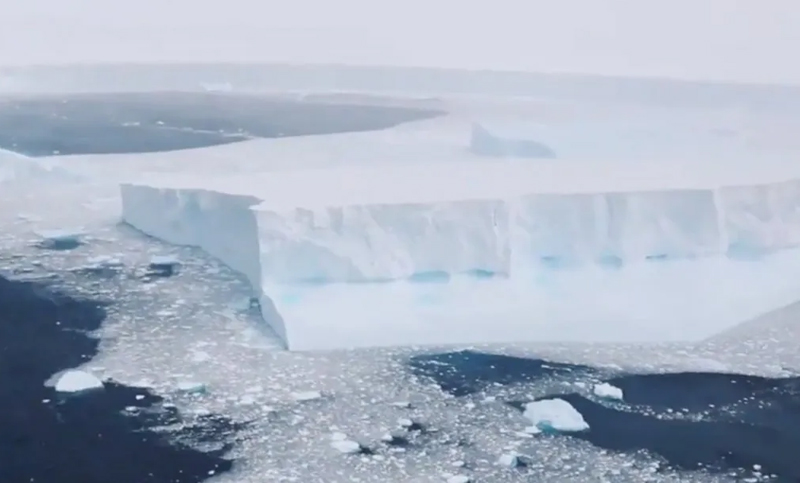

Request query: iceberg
[
  {"left": 470, "top": 122, "right": 557, "bottom": 158},
  {"left": 120, "top": 156, "right": 800, "bottom": 351}
]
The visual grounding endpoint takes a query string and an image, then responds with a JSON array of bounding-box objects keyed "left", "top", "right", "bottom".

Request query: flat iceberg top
[{"left": 131, "top": 155, "right": 800, "bottom": 210}]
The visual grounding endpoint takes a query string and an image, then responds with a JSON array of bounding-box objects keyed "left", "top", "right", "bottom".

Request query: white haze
[{"left": 1, "top": 0, "right": 800, "bottom": 84}]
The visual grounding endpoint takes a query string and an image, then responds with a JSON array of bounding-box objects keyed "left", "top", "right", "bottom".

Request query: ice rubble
[{"left": 119, "top": 156, "right": 800, "bottom": 351}]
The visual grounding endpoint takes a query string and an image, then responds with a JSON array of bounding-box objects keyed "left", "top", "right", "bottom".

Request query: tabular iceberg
[{"left": 120, "top": 158, "right": 800, "bottom": 350}]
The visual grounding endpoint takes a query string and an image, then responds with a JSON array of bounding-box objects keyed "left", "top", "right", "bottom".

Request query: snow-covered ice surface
[{"left": 3, "top": 85, "right": 800, "bottom": 482}]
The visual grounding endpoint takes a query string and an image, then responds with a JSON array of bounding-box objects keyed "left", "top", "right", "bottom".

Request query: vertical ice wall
[
  {"left": 120, "top": 175, "right": 800, "bottom": 349},
  {"left": 255, "top": 200, "right": 511, "bottom": 283}
]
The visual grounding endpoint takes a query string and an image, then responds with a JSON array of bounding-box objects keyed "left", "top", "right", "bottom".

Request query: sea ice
[
  {"left": 53, "top": 370, "right": 104, "bottom": 394},
  {"left": 523, "top": 398, "right": 590, "bottom": 433}
]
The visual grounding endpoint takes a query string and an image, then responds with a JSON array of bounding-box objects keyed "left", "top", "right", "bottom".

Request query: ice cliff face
[
  {"left": 120, "top": 170, "right": 800, "bottom": 350},
  {"left": 256, "top": 200, "right": 511, "bottom": 283}
]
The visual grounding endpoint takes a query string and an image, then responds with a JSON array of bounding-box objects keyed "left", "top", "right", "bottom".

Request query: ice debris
[
  {"left": 148, "top": 254, "right": 180, "bottom": 277},
  {"left": 176, "top": 381, "right": 207, "bottom": 394},
  {"left": 292, "top": 390, "right": 323, "bottom": 402}
]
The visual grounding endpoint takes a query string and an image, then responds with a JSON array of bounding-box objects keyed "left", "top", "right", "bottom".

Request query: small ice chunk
[
  {"left": 398, "top": 418, "right": 415, "bottom": 428},
  {"left": 451, "top": 461, "right": 466, "bottom": 468},
  {"left": 380, "top": 433, "right": 395, "bottom": 443},
  {"left": 593, "top": 382, "right": 624, "bottom": 401},
  {"left": 330, "top": 439, "right": 362, "bottom": 454},
  {"left": 523, "top": 398, "right": 589, "bottom": 432},
  {"left": 36, "top": 229, "right": 84, "bottom": 250},
  {"left": 523, "top": 425, "right": 542, "bottom": 435},
  {"left": 54, "top": 370, "right": 103, "bottom": 393},
  {"left": 176, "top": 381, "right": 206, "bottom": 394},
  {"left": 497, "top": 453, "right": 520, "bottom": 468},
  {"left": 227, "top": 297, "right": 253, "bottom": 311},
  {"left": 86, "top": 255, "right": 123, "bottom": 267},
  {"left": 150, "top": 254, "right": 179, "bottom": 266},
  {"left": 330, "top": 432, "right": 349, "bottom": 441},
  {"left": 446, "top": 476, "right": 471, "bottom": 483},
  {"left": 390, "top": 401, "right": 412, "bottom": 409},
  {"left": 292, "top": 390, "right": 322, "bottom": 402},
  {"left": 148, "top": 255, "right": 180, "bottom": 276}
]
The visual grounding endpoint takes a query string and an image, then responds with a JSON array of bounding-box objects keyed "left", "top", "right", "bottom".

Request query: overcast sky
[{"left": 2, "top": 0, "right": 799, "bottom": 84}]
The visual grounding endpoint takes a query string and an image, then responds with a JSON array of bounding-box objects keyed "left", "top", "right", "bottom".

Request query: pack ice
[{"left": 120, "top": 137, "right": 800, "bottom": 350}]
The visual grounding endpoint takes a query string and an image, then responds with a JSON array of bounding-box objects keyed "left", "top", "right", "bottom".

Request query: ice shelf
[{"left": 120, "top": 158, "right": 800, "bottom": 350}]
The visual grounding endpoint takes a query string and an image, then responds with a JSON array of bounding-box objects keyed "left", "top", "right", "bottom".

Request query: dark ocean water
[
  {"left": 410, "top": 350, "right": 800, "bottom": 482},
  {"left": 0, "top": 92, "right": 443, "bottom": 157},
  {"left": 0, "top": 274, "right": 241, "bottom": 483}
]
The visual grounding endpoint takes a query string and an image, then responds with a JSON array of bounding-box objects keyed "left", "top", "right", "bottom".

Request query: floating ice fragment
[
  {"left": 398, "top": 418, "right": 415, "bottom": 428},
  {"left": 85, "top": 255, "right": 124, "bottom": 268},
  {"left": 227, "top": 297, "right": 253, "bottom": 311},
  {"left": 148, "top": 255, "right": 181, "bottom": 277},
  {"left": 593, "top": 382, "right": 624, "bottom": 401},
  {"left": 497, "top": 453, "right": 520, "bottom": 468},
  {"left": 150, "top": 254, "right": 179, "bottom": 265},
  {"left": 330, "top": 439, "right": 362, "bottom": 454},
  {"left": 292, "top": 390, "right": 323, "bottom": 402},
  {"left": 176, "top": 381, "right": 207, "bottom": 394},
  {"left": 522, "top": 425, "right": 542, "bottom": 435},
  {"left": 523, "top": 398, "right": 589, "bottom": 433},
  {"left": 35, "top": 229, "right": 84, "bottom": 250},
  {"left": 54, "top": 370, "right": 103, "bottom": 393},
  {"left": 446, "top": 475, "right": 471, "bottom": 483},
  {"left": 390, "top": 401, "right": 412, "bottom": 409}
]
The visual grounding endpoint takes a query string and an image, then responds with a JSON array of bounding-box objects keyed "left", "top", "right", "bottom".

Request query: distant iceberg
[{"left": 470, "top": 122, "right": 557, "bottom": 159}]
